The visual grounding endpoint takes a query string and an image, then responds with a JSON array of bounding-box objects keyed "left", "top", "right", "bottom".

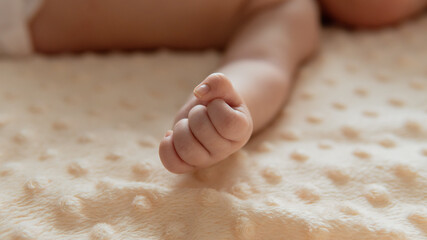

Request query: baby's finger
[
  {"left": 188, "top": 104, "right": 232, "bottom": 158},
  {"left": 193, "top": 73, "right": 242, "bottom": 107},
  {"left": 173, "top": 119, "right": 212, "bottom": 167},
  {"left": 173, "top": 95, "right": 207, "bottom": 125},
  {"left": 207, "top": 99, "right": 252, "bottom": 142},
  {"left": 159, "top": 131, "right": 195, "bottom": 174}
]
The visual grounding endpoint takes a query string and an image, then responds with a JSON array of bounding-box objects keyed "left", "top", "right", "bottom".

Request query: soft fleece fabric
[{"left": 1, "top": 15, "right": 427, "bottom": 240}]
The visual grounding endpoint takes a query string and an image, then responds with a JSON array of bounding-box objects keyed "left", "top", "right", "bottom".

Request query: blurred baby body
[{"left": 1, "top": 0, "right": 285, "bottom": 54}]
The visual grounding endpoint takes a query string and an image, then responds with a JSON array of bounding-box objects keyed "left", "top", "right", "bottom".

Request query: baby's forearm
[
  {"left": 218, "top": 0, "right": 320, "bottom": 132},
  {"left": 218, "top": 60, "right": 290, "bottom": 132}
]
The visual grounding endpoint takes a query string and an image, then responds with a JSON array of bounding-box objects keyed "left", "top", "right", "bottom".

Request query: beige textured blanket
[{"left": 1, "top": 16, "right": 427, "bottom": 240}]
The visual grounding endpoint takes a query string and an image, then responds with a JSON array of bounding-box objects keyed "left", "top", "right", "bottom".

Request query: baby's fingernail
[
  {"left": 165, "top": 130, "right": 173, "bottom": 137},
  {"left": 194, "top": 84, "right": 210, "bottom": 98}
]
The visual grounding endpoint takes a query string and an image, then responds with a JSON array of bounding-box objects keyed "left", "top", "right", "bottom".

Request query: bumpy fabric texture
[{"left": 1, "top": 16, "right": 427, "bottom": 240}]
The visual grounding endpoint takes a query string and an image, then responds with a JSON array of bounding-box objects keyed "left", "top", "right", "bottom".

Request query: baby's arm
[
  {"left": 218, "top": 0, "right": 319, "bottom": 132},
  {"left": 160, "top": 0, "right": 320, "bottom": 173}
]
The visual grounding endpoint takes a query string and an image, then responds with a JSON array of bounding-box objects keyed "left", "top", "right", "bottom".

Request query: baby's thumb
[{"left": 193, "top": 73, "right": 242, "bottom": 107}]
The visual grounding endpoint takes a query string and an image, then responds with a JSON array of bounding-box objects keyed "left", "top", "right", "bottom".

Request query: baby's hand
[{"left": 159, "top": 73, "right": 253, "bottom": 173}]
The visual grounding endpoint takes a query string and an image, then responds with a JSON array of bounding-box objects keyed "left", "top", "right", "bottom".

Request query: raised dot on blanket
[
  {"left": 409, "top": 79, "right": 425, "bottom": 90},
  {"left": 255, "top": 141, "right": 273, "bottom": 152},
  {"left": 27, "top": 104, "right": 45, "bottom": 114},
  {"left": 362, "top": 110, "right": 378, "bottom": 118},
  {"left": 341, "top": 125, "right": 359, "bottom": 139},
  {"left": 119, "top": 99, "right": 137, "bottom": 110},
  {"left": 58, "top": 195, "right": 83, "bottom": 215},
  {"left": 132, "top": 162, "right": 152, "bottom": 177},
  {"left": 300, "top": 91, "right": 314, "bottom": 100},
  {"left": 279, "top": 129, "right": 300, "bottom": 141},
  {"left": 326, "top": 168, "right": 350, "bottom": 184},
  {"left": 25, "top": 177, "right": 50, "bottom": 193},
  {"left": 379, "top": 138, "right": 396, "bottom": 148},
  {"left": 105, "top": 152, "right": 122, "bottom": 161},
  {"left": 39, "top": 148, "right": 58, "bottom": 161},
  {"left": 138, "top": 136, "right": 157, "bottom": 148},
  {"left": 323, "top": 78, "right": 337, "bottom": 86},
  {"left": 306, "top": 114, "right": 323, "bottom": 124},
  {"left": 404, "top": 120, "right": 422, "bottom": 133},
  {"left": 290, "top": 149, "right": 309, "bottom": 162},
  {"left": 374, "top": 73, "right": 391, "bottom": 83},
  {"left": 331, "top": 102, "right": 347, "bottom": 111},
  {"left": 354, "top": 87, "right": 369, "bottom": 97},
  {"left": 231, "top": 183, "right": 252, "bottom": 200},
  {"left": 339, "top": 203, "right": 359, "bottom": 216},
  {"left": 396, "top": 55, "right": 412, "bottom": 67},
  {"left": 296, "top": 185, "right": 320, "bottom": 203},
  {"left": 353, "top": 149, "right": 371, "bottom": 159},
  {"left": 408, "top": 209, "right": 427, "bottom": 232},
  {"left": 0, "top": 163, "right": 21, "bottom": 177},
  {"left": 132, "top": 195, "right": 153, "bottom": 211},
  {"left": 261, "top": 168, "right": 282, "bottom": 184},
  {"left": 318, "top": 140, "right": 333, "bottom": 149},
  {"left": 236, "top": 216, "right": 255, "bottom": 239},
  {"left": 0, "top": 115, "right": 9, "bottom": 128},
  {"left": 12, "top": 224, "right": 39, "bottom": 240},
  {"left": 393, "top": 164, "right": 418, "bottom": 181},
  {"left": 52, "top": 120, "right": 69, "bottom": 131},
  {"left": 90, "top": 223, "right": 115, "bottom": 240},
  {"left": 77, "top": 133, "right": 96, "bottom": 144},
  {"left": 308, "top": 226, "right": 331, "bottom": 239},
  {"left": 264, "top": 197, "right": 280, "bottom": 207},
  {"left": 364, "top": 184, "right": 391, "bottom": 207},
  {"left": 388, "top": 98, "right": 405, "bottom": 107},
  {"left": 13, "top": 130, "right": 31, "bottom": 144},
  {"left": 68, "top": 160, "right": 89, "bottom": 177}
]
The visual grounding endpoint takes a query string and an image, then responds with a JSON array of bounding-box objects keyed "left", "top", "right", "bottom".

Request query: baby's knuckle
[
  {"left": 214, "top": 98, "right": 225, "bottom": 104},
  {"left": 219, "top": 115, "right": 235, "bottom": 131},
  {"left": 206, "top": 99, "right": 226, "bottom": 114},
  {"left": 173, "top": 118, "right": 188, "bottom": 133},
  {"left": 221, "top": 110, "right": 240, "bottom": 128},
  {"left": 193, "top": 104, "right": 207, "bottom": 111},
  {"left": 222, "top": 112, "right": 250, "bottom": 140},
  {"left": 189, "top": 105, "right": 207, "bottom": 120},
  {"left": 206, "top": 99, "right": 222, "bottom": 110},
  {"left": 174, "top": 140, "right": 189, "bottom": 154},
  {"left": 176, "top": 118, "right": 188, "bottom": 127},
  {"left": 173, "top": 138, "right": 192, "bottom": 157},
  {"left": 189, "top": 107, "right": 207, "bottom": 130},
  {"left": 235, "top": 112, "right": 251, "bottom": 131},
  {"left": 207, "top": 73, "right": 226, "bottom": 84}
]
